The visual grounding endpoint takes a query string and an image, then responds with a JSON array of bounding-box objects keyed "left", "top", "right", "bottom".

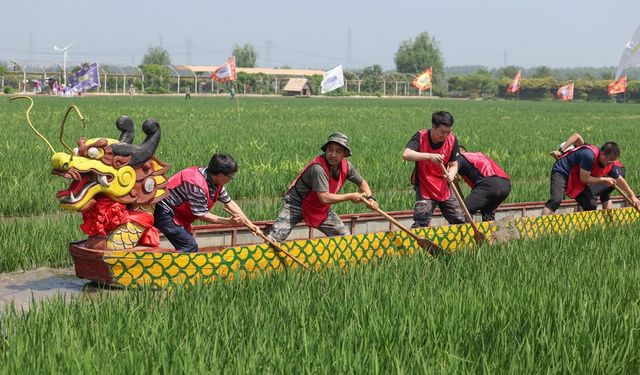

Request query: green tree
[
  {"left": 531, "top": 66, "right": 553, "bottom": 78},
  {"left": 233, "top": 43, "right": 258, "bottom": 67},
  {"left": 0, "top": 63, "right": 6, "bottom": 76},
  {"left": 497, "top": 66, "right": 522, "bottom": 79},
  {"left": 394, "top": 32, "right": 445, "bottom": 89},
  {"left": 142, "top": 46, "right": 171, "bottom": 65},
  {"left": 140, "top": 64, "right": 170, "bottom": 94}
]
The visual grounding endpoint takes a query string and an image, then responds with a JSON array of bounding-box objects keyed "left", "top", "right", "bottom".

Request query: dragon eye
[
  {"left": 72, "top": 147, "right": 79, "bottom": 156},
  {"left": 87, "top": 147, "right": 99, "bottom": 159}
]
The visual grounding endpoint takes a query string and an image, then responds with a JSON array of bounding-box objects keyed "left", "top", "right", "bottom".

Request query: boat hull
[{"left": 69, "top": 207, "right": 640, "bottom": 289}]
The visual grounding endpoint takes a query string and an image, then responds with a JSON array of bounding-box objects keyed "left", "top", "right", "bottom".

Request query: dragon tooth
[{"left": 97, "top": 175, "right": 109, "bottom": 186}]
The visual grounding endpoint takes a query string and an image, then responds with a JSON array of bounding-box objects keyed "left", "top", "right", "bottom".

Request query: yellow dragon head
[{"left": 51, "top": 116, "right": 169, "bottom": 211}]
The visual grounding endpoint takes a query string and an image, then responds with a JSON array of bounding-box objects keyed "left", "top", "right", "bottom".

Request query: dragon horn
[
  {"left": 9, "top": 96, "right": 56, "bottom": 154},
  {"left": 111, "top": 118, "right": 161, "bottom": 166},
  {"left": 116, "top": 116, "right": 135, "bottom": 144}
]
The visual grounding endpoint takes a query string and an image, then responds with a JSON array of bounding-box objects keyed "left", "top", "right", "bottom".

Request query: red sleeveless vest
[
  {"left": 287, "top": 156, "right": 348, "bottom": 228},
  {"left": 412, "top": 129, "right": 456, "bottom": 201},
  {"left": 459, "top": 152, "right": 510, "bottom": 188},
  {"left": 167, "top": 167, "right": 221, "bottom": 232},
  {"left": 563, "top": 145, "right": 614, "bottom": 199}
]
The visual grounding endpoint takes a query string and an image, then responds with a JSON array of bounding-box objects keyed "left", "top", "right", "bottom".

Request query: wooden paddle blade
[
  {"left": 473, "top": 231, "right": 486, "bottom": 245},
  {"left": 416, "top": 238, "right": 445, "bottom": 257}
]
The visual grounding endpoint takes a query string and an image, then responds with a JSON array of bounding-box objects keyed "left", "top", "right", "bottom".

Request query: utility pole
[
  {"left": 54, "top": 42, "right": 74, "bottom": 87},
  {"left": 265, "top": 39, "right": 272, "bottom": 67},
  {"left": 346, "top": 28, "right": 353, "bottom": 69}
]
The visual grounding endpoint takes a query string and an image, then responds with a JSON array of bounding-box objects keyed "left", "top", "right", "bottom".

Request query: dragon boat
[
  {"left": 11, "top": 96, "right": 640, "bottom": 289},
  {"left": 70, "top": 203, "right": 639, "bottom": 289}
]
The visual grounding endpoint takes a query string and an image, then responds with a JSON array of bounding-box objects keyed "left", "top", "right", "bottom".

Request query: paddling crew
[
  {"left": 541, "top": 142, "right": 640, "bottom": 215},
  {"left": 268, "top": 132, "right": 378, "bottom": 242},
  {"left": 154, "top": 154, "right": 259, "bottom": 253},
  {"left": 403, "top": 111, "right": 466, "bottom": 228},
  {"left": 456, "top": 146, "right": 511, "bottom": 221},
  {"left": 551, "top": 133, "right": 627, "bottom": 209}
]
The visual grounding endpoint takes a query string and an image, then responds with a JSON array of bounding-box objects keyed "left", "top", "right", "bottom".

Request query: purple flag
[{"left": 68, "top": 63, "right": 100, "bottom": 92}]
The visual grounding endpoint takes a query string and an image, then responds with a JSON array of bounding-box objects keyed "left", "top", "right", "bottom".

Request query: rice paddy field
[{"left": 1, "top": 96, "right": 640, "bottom": 372}]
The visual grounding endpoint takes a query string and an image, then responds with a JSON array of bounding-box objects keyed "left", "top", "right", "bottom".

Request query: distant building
[{"left": 283, "top": 78, "right": 313, "bottom": 96}]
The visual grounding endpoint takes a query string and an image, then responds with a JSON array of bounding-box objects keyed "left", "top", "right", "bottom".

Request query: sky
[{"left": 1, "top": 0, "right": 639, "bottom": 71}]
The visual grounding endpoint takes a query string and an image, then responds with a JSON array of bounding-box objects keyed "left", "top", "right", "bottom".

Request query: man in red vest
[
  {"left": 268, "top": 132, "right": 378, "bottom": 242},
  {"left": 154, "top": 154, "right": 259, "bottom": 252},
  {"left": 551, "top": 133, "right": 627, "bottom": 210},
  {"left": 403, "top": 111, "right": 466, "bottom": 227},
  {"left": 542, "top": 142, "right": 640, "bottom": 215},
  {"left": 456, "top": 146, "right": 511, "bottom": 221}
]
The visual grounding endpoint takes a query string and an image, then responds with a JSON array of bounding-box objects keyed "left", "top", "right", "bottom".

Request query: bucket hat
[{"left": 321, "top": 132, "right": 351, "bottom": 157}]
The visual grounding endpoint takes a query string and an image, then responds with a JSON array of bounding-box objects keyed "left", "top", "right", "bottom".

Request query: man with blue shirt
[{"left": 541, "top": 142, "right": 640, "bottom": 215}]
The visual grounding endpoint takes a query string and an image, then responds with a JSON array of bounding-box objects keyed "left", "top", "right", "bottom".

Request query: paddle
[
  {"left": 362, "top": 199, "right": 445, "bottom": 257},
  {"left": 439, "top": 163, "right": 486, "bottom": 245},
  {"left": 223, "top": 208, "right": 309, "bottom": 270},
  {"left": 613, "top": 185, "right": 640, "bottom": 213}
]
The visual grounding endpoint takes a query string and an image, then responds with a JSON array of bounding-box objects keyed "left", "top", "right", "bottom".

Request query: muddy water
[{"left": 0, "top": 267, "right": 116, "bottom": 312}]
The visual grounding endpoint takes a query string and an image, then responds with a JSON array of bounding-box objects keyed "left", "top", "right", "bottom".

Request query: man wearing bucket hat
[{"left": 268, "top": 132, "right": 378, "bottom": 242}]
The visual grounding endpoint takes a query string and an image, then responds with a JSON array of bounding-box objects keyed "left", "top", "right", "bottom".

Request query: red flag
[
  {"left": 557, "top": 82, "right": 574, "bottom": 101},
  {"left": 210, "top": 56, "right": 237, "bottom": 82},
  {"left": 506, "top": 70, "right": 522, "bottom": 94},
  {"left": 607, "top": 75, "right": 627, "bottom": 95},
  {"left": 412, "top": 67, "right": 432, "bottom": 90}
]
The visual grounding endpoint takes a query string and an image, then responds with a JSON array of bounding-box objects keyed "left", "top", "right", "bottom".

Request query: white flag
[
  {"left": 321, "top": 65, "right": 344, "bottom": 94},
  {"left": 615, "top": 25, "right": 640, "bottom": 79}
]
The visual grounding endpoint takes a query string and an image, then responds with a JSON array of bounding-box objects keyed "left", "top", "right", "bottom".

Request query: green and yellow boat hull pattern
[{"left": 70, "top": 207, "right": 639, "bottom": 289}]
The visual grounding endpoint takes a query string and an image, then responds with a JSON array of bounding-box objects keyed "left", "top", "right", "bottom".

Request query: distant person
[
  {"left": 551, "top": 133, "right": 628, "bottom": 210},
  {"left": 229, "top": 87, "right": 236, "bottom": 100},
  {"left": 185, "top": 85, "right": 191, "bottom": 99},
  {"left": 402, "top": 111, "right": 465, "bottom": 227},
  {"left": 268, "top": 132, "right": 378, "bottom": 242},
  {"left": 456, "top": 146, "right": 511, "bottom": 221},
  {"left": 128, "top": 84, "right": 135, "bottom": 98},
  {"left": 154, "top": 154, "right": 259, "bottom": 253},
  {"left": 542, "top": 141, "right": 639, "bottom": 215}
]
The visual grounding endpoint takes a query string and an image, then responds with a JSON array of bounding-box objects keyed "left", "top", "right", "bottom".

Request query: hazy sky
[{"left": 2, "top": 0, "right": 639, "bottom": 71}]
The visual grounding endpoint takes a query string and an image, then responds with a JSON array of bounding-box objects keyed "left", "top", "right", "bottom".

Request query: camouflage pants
[
  {"left": 412, "top": 195, "right": 466, "bottom": 228},
  {"left": 268, "top": 199, "right": 349, "bottom": 242}
]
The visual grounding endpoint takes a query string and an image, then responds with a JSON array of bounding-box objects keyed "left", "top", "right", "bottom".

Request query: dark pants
[
  {"left": 153, "top": 203, "right": 198, "bottom": 253},
  {"left": 412, "top": 188, "right": 466, "bottom": 228},
  {"left": 464, "top": 177, "right": 511, "bottom": 221},
  {"left": 544, "top": 172, "right": 597, "bottom": 212}
]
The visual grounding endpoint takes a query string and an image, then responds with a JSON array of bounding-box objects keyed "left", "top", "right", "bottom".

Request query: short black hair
[
  {"left": 600, "top": 142, "right": 620, "bottom": 158},
  {"left": 432, "top": 111, "right": 454, "bottom": 127},
  {"left": 208, "top": 154, "right": 238, "bottom": 175}
]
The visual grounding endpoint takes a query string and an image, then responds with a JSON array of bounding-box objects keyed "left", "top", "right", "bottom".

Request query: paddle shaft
[
  {"left": 223, "top": 208, "right": 309, "bottom": 270},
  {"left": 614, "top": 185, "right": 640, "bottom": 213},
  {"left": 439, "top": 163, "right": 484, "bottom": 240},
  {"left": 371, "top": 206, "right": 424, "bottom": 243},
  {"left": 364, "top": 202, "right": 442, "bottom": 253}
]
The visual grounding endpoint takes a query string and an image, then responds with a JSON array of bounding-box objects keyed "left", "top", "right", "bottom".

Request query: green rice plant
[
  {"left": 2, "top": 97, "right": 639, "bottom": 218},
  {"left": 0, "top": 213, "right": 81, "bottom": 272},
  {"left": 1, "top": 222, "right": 639, "bottom": 373}
]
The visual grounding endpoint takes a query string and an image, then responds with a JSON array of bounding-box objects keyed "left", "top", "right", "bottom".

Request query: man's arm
[
  {"left": 316, "top": 191, "right": 364, "bottom": 205},
  {"left": 579, "top": 168, "right": 616, "bottom": 186},
  {"left": 223, "top": 200, "right": 261, "bottom": 235},
  {"left": 446, "top": 160, "right": 459, "bottom": 182},
  {"left": 199, "top": 212, "right": 241, "bottom": 226},
  {"left": 403, "top": 148, "right": 444, "bottom": 163},
  {"left": 615, "top": 176, "right": 640, "bottom": 207}
]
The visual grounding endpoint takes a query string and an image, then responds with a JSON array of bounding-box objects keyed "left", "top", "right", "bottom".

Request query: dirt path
[{"left": 0, "top": 267, "right": 113, "bottom": 312}]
